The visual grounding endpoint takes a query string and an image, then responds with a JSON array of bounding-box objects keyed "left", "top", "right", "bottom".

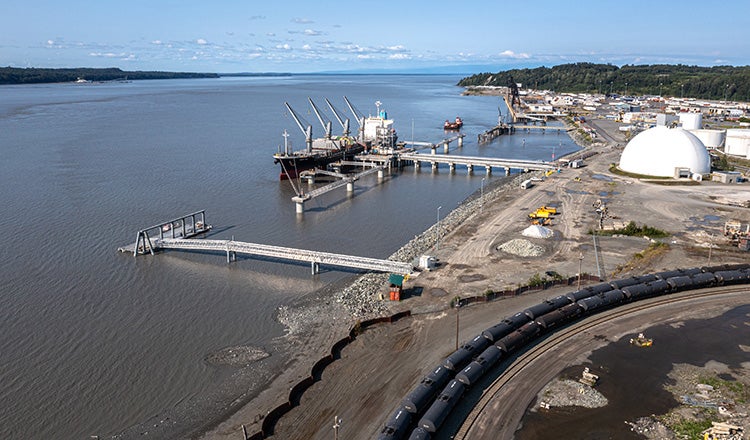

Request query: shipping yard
[{"left": 200, "top": 89, "right": 750, "bottom": 440}]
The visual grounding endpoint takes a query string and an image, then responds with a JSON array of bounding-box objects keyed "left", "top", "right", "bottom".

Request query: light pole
[
  {"left": 333, "top": 415, "right": 341, "bottom": 440},
  {"left": 659, "top": 82, "right": 663, "bottom": 97},
  {"left": 455, "top": 298, "right": 461, "bottom": 351},
  {"left": 724, "top": 84, "right": 729, "bottom": 102},
  {"left": 625, "top": 82, "right": 628, "bottom": 96},
  {"left": 436, "top": 206, "right": 442, "bottom": 251},
  {"left": 577, "top": 253, "right": 584, "bottom": 289},
  {"left": 480, "top": 178, "right": 485, "bottom": 213},
  {"left": 681, "top": 84, "right": 684, "bottom": 99}
]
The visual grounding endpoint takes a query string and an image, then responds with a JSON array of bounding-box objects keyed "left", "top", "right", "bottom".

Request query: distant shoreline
[{"left": 0, "top": 67, "right": 295, "bottom": 85}]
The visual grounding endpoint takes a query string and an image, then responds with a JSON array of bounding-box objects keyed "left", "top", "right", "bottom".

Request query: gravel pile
[
  {"left": 537, "top": 379, "right": 608, "bottom": 409},
  {"left": 497, "top": 238, "right": 545, "bottom": 257},
  {"left": 277, "top": 172, "right": 544, "bottom": 336}
]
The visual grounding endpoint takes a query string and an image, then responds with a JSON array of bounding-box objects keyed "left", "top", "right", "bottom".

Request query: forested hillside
[
  {"left": 0, "top": 67, "right": 219, "bottom": 84},
  {"left": 458, "top": 63, "right": 750, "bottom": 101}
]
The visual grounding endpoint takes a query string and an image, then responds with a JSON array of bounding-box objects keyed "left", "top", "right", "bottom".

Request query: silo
[
  {"left": 679, "top": 112, "right": 703, "bottom": 130},
  {"left": 725, "top": 129, "right": 750, "bottom": 157},
  {"left": 689, "top": 129, "right": 725, "bottom": 149}
]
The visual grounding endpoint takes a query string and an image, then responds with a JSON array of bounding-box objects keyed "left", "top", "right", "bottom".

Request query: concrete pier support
[
  {"left": 415, "top": 160, "right": 421, "bottom": 168},
  {"left": 443, "top": 142, "right": 449, "bottom": 153},
  {"left": 449, "top": 163, "right": 455, "bottom": 173},
  {"left": 467, "top": 164, "right": 473, "bottom": 174},
  {"left": 311, "top": 261, "right": 319, "bottom": 275},
  {"left": 504, "top": 167, "right": 511, "bottom": 176},
  {"left": 346, "top": 181, "right": 354, "bottom": 193},
  {"left": 485, "top": 166, "right": 492, "bottom": 176},
  {"left": 377, "top": 169, "right": 384, "bottom": 181},
  {"left": 431, "top": 146, "right": 437, "bottom": 155},
  {"left": 296, "top": 201, "right": 305, "bottom": 214},
  {"left": 457, "top": 135, "right": 464, "bottom": 148},
  {"left": 431, "top": 162, "right": 438, "bottom": 171}
]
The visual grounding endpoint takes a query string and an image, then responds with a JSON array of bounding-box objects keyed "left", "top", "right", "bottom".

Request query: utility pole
[
  {"left": 455, "top": 298, "right": 461, "bottom": 351},
  {"left": 577, "top": 253, "right": 584, "bottom": 289},
  {"left": 333, "top": 416, "right": 341, "bottom": 440}
]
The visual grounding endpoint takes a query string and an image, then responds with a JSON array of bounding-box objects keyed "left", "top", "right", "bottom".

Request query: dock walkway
[
  {"left": 155, "top": 238, "right": 412, "bottom": 275},
  {"left": 397, "top": 152, "right": 556, "bottom": 174}
]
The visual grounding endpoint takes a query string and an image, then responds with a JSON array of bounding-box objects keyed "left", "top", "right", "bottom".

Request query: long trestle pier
[
  {"left": 397, "top": 152, "right": 557, "bottom": 175},
  {"left": 133, "top": 238, "right": 412, "bottom": 275}
]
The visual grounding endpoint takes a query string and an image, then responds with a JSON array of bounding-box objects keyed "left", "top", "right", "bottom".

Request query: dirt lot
[{"left": 201, "top": 118, "right": 750, "bottom": 440}]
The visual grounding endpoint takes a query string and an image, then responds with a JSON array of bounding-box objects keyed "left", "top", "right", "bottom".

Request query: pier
[
  {"left": 511, "top": 124, "right": 572, "bottom": 133},
  {"left": 291, "top": 163, "right": 388, "bottom": 214},
  {"left": 397, "top": 152, "right": 557, "bottom": 175}
]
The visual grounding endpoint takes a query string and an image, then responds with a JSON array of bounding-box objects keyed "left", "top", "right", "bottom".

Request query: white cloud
[
  {"left": 276, "top": 43, "right": 291, "bottom": 50},
  {"left": 151, "top": 40, "right": 162, "bottom": 45},
  {"left": 499, "top": 50, "right": 530, "bottom": 59},
  {"left": 293, "top": 18, "right": 313, "bottom": 24},
  {"left": 197, "top": 38, "right": 208, "bottom": 45},
  {"left": 47, "top": 39, "right": 54, "bottom": 45},
  {"left": 304, "top": 29, "right": 323, "bottom": 36},
  {"left": 389, "top": 53, "right": 410, "bottom": 60},
  {"left": 387, "top": 45, "right": 405, "bottom": 51},
  {"left": 302, "top": 44, "right": 311, "bottom": 50},
  {"left": 357, "top": 54, "right": 372, "bottom": 59}
]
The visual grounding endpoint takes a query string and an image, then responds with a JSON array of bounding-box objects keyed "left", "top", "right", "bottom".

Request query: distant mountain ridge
[{"left": 457, "top": 63, "right": 750, "bottom": 101}]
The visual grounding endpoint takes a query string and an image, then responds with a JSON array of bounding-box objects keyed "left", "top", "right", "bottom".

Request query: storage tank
[
  {"left": 679, "top": 112, "right": 703, "bottom": 130},
  {"left": 688, "top": 129, "right": 725, "bottom": 149},
  {"left": 725, "top": 129, "right": 750, "bottom": 157}
]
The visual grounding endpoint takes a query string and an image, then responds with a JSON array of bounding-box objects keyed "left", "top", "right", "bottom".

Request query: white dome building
[{"left": 619, "top": 126, "right": 710, "bottom": 177}]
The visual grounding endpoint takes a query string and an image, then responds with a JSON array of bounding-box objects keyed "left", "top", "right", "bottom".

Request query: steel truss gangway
[
  {"left": 154, "top": 238, "right": 412, "bottom": 275},
  {"left": 397, "top": 152, "right": 557, "bottom": 175}
]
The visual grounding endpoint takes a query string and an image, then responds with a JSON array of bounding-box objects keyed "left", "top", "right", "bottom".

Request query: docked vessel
[
  {"left": 443, "top": 116, "right": 463, "bottom": 130},
  {"left": 273, "top": 97, "right": 398, "bottom": 180}
]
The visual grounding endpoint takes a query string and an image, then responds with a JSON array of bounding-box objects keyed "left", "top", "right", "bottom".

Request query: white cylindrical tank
[
  {"left": 680, "top": 112, "right": 703, "bottom": 130},
  {"left": 689, "top": 129, "right": 725, "bottom": 149},
  {"left": 725, "top": 129, "right": 750, "bottom": 157}
]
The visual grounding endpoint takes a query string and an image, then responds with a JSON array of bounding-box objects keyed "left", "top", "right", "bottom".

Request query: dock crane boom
[
  {"left": 325, "top": 98, "right": 351, "bottom": 137},
  {"left": 343, "top": 96, "right": 365, "bottom": 141},
  {"left": 284, "top": 102, "right": 313, "bottom": 153},
  {"left": 307, "top": 97, "right": 333, "bottom": 140}
]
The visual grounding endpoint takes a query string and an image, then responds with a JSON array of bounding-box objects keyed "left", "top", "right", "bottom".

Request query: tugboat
[
  {"left": 443, "top": 116, "right": 463, "bottom": 130},
  {"left": 273, "top": 97, "right": 398, "bottom": 180}
]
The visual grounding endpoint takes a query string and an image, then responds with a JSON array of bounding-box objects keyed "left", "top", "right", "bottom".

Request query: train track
[{"left": 453, "top": 286, "right": 748, "bottom": 439}]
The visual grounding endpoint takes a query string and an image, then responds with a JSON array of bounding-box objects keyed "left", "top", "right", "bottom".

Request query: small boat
[{"left": 444, "top": 116, "right": 463, "bottom": 130}]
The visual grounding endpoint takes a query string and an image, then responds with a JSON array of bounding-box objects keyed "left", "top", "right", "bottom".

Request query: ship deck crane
[
  {"left": 343, "top": 96, "right": 366, "bottom": 142},
  {"left": 308, "top": 97, "right": 333, "bottom": 140},
  {"left": 284, "top": 102, "right": 313, "bottom": 153},
  {"left": 325, "top": 98, "right": 351, "bottom": 137}
]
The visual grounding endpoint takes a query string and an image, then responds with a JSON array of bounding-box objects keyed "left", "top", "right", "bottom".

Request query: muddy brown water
[{"left": 515, "top": 304, "right": 750, "bottom": 439}]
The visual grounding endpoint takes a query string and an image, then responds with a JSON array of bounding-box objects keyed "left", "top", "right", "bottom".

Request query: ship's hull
[{"left": 274, "top": 144, "right": 366, "bottom": 180}]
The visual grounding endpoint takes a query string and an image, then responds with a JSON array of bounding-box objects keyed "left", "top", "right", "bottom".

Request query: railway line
[
  {"left": 453, "top": 285, "right": 747, "bottom": 439},
  {"left": 375, "top": 265, "right": 750, "bottom": 440}
]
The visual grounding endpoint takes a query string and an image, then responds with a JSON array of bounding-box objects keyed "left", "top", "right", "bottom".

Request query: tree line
[
  {"left": 458, "top": 63, "right": 750, "bottom": 101},
  {"left": 0, "top": 67, "right": 219, "bottom": 84}
]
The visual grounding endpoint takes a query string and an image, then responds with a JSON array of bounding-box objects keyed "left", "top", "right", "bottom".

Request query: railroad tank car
[
  {"left": 666, "top": 275, "right": 694, "bottom": 292},
  {"left": 402, "top": 365, "right": 452, "bottom": 414},
  {"left": 495, "top": 321, "right": 541, "bottom": 353},
  {"left": 535, "top": 302, "right": 583, "bottom": 329},
  {"left": 482, "top": 321, "right": 517, "bottom": 342},
  {"left": 418, "top": 380, "right": 465, "bottom": 433},
  {"left": 505, "top": 311, "right": 532, "bottom": 327},
  {"left": 577, "top": 289, "right": 626, "bottom": 312},
  {"left": 688, "top": 272, "right": 719, "bottom": 288},
  {"left": 377, "top": 406, "right": 412, "bottom": 440},
  {"left": 702, "top": 263, "right": 750, "bottom": 273},
  {"left": 654, "top": 267, "right": 702, "bottom": 280},
  {"left": 621, "top": 279, "right": 670, "bottom": 300},
  {"left": 442, "top": 334, "right": 489, "bottom": 371},
  {"left": 715, "top": 269, "right": 750, "bottom": 285},
  {"left": 523, "top": 295, "right": 574, "bottom": 319},
  {"left": 407, "top": 427, "right": 431, "bottom": 440},
  {"left": 609, "top": 274, "right": 657, "bottom": 289},
  {"left": 455, "top": 345, "right": 503, "bottom": 386},
  {"left": 565, "top": 282, "right": 613, "bottom": 302}
]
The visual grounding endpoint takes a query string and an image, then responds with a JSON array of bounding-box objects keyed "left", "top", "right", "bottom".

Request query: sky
[{"left": 3, "top": 0, "right": 749, "bottom": 73}]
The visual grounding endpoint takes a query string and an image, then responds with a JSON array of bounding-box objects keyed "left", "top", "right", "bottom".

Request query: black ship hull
[{"left": 274, "top": 144, "right": 366, "bottom": 180}]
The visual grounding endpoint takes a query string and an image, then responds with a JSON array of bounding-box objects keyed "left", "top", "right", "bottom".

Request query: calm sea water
[{"left": 0, "top": 75, "right": 578, "bottom": 439}]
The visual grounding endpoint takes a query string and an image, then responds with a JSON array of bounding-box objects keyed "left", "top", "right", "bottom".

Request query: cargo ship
[{"left": 273, "top": 97, "right": 398, "bottom": 180}]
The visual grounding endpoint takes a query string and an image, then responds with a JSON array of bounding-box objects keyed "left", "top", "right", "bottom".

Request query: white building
[{"left": 725, "top": 129, "right": 750, "bottom": 158}]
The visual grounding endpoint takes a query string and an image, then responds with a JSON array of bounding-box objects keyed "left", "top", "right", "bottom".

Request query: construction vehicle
[
  {"left": 529, "top": 209, "right": 551, "bottom": 219},
  {"left": 538, "top": 206, "right": 558, "bottom": 215}
]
